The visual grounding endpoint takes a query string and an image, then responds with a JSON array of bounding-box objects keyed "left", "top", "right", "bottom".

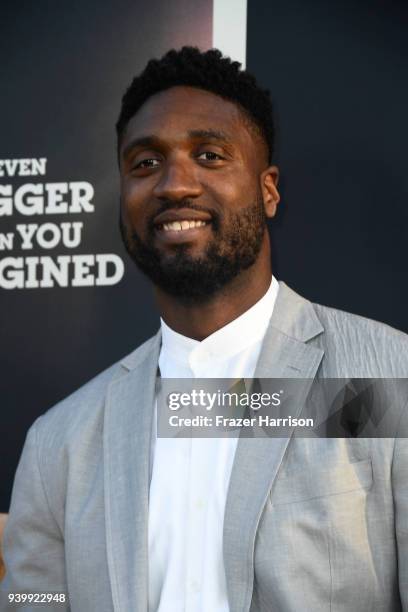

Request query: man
[{"left": 1, "top": 47, "right": 408, "bottom": 612}]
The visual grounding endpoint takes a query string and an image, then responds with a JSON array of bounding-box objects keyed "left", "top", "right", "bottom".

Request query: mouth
[
  {"left": 153, "top": 208, "right": 213, "bottom": 244},
  {"left": 156, "top": 219, "right": 210, "bottom": 232}
]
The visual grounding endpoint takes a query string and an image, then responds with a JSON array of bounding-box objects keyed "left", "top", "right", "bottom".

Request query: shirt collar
[{"left": 160, "top": 275, "right": 279, "bottom": 366}]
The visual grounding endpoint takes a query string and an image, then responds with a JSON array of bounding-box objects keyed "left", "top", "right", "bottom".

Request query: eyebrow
[
  {"left": 121, "top": 129, "right": 233, "bottom": 159},
  {"left": 122, "top": 136, "right": 159, "bottom": 159},
  {"left": 187, "top": 129, "right": 232, "bottom": 143}
]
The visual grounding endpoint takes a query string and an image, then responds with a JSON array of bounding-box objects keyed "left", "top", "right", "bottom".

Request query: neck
[{"left": 155, "top": 245, "right": 273, "bottom": 341}]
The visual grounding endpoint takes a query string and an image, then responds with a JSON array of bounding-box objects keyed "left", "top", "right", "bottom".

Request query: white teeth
[{"left": 162, "top": 220, "right": 207, "bottom": 231}]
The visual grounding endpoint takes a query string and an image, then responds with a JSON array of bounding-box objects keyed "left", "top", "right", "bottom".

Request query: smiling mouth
[{"left": 156, "top": 219, "right": 211, "bottom": 232}]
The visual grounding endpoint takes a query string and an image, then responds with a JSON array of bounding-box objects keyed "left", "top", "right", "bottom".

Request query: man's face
[{"left": 119, "top": 86, "right": 278, "bottom": 304}]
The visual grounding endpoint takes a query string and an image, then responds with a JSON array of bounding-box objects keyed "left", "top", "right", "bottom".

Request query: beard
[{"left": 120, "top": 196, "right": 266, "bottom": 305}]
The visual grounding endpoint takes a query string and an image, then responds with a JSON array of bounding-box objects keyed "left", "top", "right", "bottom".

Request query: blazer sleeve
[
  {"left": 0, "top": 420, "right": 69, "bottom": 611},
  {"left": 392, "top": 406, "right": 408, "bottom": 611}
]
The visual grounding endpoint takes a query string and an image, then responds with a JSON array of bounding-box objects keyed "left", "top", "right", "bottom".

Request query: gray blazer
[{"left": 2, "top": 282, "right": 408, "bottom": 611}]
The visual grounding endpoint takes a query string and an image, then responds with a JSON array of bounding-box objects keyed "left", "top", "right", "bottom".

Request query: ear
[{"left": 260, "top": 166, "right": 280, "bottom": 218}]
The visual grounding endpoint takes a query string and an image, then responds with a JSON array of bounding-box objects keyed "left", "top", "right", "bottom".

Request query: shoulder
[
  {"left": 312, "top": 301, "right": 408, "bottom": 377},
  {"left": 8, "top": 333, "right": 159, "bottom": 527},
  {"left": 32, "top": 332, "right": 160, "bottom": 450},
  {"left": 313, "top": 300, "right": 408, "bottom": 350}
]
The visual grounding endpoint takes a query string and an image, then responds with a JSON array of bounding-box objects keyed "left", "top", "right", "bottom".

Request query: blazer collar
[
  {"left": 224, "top": 281, "right": 325, "bottom": 612},
  {"left": 265, "top": 280, "right": 324, "bottom": 342},
  {"left": 104, "top": 332, "right": 160, "bottom": 612}
]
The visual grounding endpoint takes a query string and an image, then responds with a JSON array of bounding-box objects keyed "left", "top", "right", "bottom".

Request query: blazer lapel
[
  {"left": 224, "top": 282, "right": 325, "bottom": 612},
  {"left": 104, "top": 333, "right": 161, "bottom": 612}
]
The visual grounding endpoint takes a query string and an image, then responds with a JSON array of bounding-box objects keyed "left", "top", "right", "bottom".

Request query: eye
[
  {"left": 197, "top": 151, "right": 225, "bottom": 161},
  {"left": 134, "top": 158, "right": 161, "bottom": 169}
]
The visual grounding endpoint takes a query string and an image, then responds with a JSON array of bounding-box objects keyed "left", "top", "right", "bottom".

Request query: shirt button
[{"left": 195, "top": 498, "right": 205, "bottom": 510}]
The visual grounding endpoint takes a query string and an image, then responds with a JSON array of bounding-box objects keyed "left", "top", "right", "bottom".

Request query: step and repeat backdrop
[
  {"left": 1, "top": 0, "right": 407, "bottom": 510},
  {"left": 0, "top": 0, "right": 214, "bottom": 511}
]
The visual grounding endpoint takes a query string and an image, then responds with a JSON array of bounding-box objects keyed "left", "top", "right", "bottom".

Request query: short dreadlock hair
[{"left": 116, "top": 46, "right": 275, "bottom": 163}]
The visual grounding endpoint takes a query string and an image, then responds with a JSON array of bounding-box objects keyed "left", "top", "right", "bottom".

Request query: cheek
[
  {"left": 207, "top": 172, "right": 260, "bottom": 213},
  {"left": 120, "top": 183, "right": 148, "bottom": 227}
]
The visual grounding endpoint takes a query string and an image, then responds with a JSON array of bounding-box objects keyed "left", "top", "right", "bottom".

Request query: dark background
[
  {"left": 247, "top": 0, "right": 408, "bottom": 325},
  {"left": 1, "top": 0, "right": 407, "bottom": 510}
]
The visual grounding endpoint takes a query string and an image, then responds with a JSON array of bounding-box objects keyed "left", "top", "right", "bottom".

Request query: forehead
[{"left": 121, "top": 86, "right": 255, "bottom": 148}]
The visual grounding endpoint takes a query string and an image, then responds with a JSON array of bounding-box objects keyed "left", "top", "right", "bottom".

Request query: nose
[{"left": 152, "top": 157, "right": 202, "bottom": 201}]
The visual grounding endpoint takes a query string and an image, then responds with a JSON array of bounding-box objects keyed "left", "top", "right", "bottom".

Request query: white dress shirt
[{"left": 148, "top": 276, "right": 280, "bottom": 612}]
